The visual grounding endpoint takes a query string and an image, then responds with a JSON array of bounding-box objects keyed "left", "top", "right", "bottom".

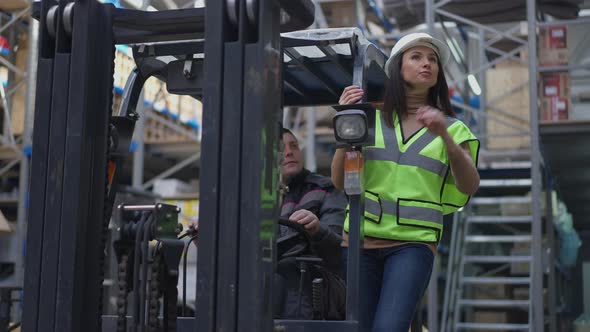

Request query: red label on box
[
  {"left": 539, "top": 26, "right": 569, "bottom": 66},
  {"left": 541, "top": 72, "right": 569, "bottom": 98},
  {"left": 548, "top": 26, "right": 567, "bottom": 49}
]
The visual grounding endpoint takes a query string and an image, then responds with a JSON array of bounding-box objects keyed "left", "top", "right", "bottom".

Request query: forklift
[{"left": 22, "top": 1, "right": 387, "bottom": 331}]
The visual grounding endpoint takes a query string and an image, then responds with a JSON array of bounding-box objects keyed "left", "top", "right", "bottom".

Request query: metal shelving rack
[
  {"left": 0, "top": 0, "right": 586, "bottom": 329},
  {"left": 526, "top": 2, "right": 544, "bottom": 330},
  {"left": 522, "top": 4, "right": 590, "bottom": 332},
  {"left": 421, "top": 1, "right": 540, "bottom": 330},
  {"left": 536, "top": 16, "right": 590, "bottom": 332},
  {"left": 0, "top": 0, "right": 37, "bottom": 327},
  {"left": 421, "top": 0, "right": 590, "bottom": 331},
  {"left": 0, "top": 0, "right": 37, "bottom": 293}
]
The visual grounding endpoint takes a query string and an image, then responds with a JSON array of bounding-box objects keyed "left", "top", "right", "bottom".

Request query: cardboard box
[
  {"left": 473, "top": 284, "right": 507, "bottom": 299},
  {"left": 511, "top": 287, "right": 529, "bottom": 300},
  {"left": 474, "top": 311, "right": 508, "bottom": 326},
  {"left": 541, "top": 96, "right": 569, "bottom": 121},
  {"left": 113, "top": 51, "right": 134, "bottom": 89},
  {"left": 7, "top": 33, "right": 29, "bottom": 136},
  {"left": 153, "top": 179, "right": 195, "bottom": 197},
  {"left": 164, "top": 199, "right": 199, "bottom": 226},
  {"left": 485, "top": 63, "right": 530, "bottom": 150},
  {"left": 510, "top": 242, "right": 530, "bottom": 275},
  {"left": 540, "top": 72, "right": 570, "bottom": 121},
  {"left": 501, "top": 201, "right": 531, "bottom": 216},
  {"left": 322, "top": 1, "right": 355, "bottom": 28},
  {"left": 0, "top": 0, "right": 28, "bottom": 12},
  {"left": 541, "top": 72, "right": 570, "bottom": 98},
  {"left": 538, "top": 26, "right": 569, "bottom": 66},
  {"left": 166, "top": 93, "right": 180, "bottom": 115}
]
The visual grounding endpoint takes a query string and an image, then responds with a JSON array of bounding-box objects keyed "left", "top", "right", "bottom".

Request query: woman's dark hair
[{"left": 381, "top": 52, "right": 455, "bottom": 127}]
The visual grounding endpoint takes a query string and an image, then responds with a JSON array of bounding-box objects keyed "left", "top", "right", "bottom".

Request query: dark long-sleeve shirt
[{"left": 279, "top": 169, "right": 347, "bottom": 273}]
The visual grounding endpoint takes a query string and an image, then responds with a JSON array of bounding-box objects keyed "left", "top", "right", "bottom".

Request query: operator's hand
[
  {"left": 188, "top": 219, "right": 199, "bottom": 232},
  {"left": 339, "top": 85, "right": 364, "bottom": 105},
  {"left": 417, "top": 106, "right": 448, "bottom": 137},
  {"left": 289, "top": 209, "right": 321, "bottom": 236}
]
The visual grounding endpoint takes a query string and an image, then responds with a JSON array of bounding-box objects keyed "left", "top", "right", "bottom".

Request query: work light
[{"left": 333, "top": 110, "right": 368, "bottom": 144}]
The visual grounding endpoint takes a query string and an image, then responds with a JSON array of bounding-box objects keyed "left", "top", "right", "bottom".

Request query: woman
[{"left": 332, "top": 32, "right": 480, "bottom": 331}]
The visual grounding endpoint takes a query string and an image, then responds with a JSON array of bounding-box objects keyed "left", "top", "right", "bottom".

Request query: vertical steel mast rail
[{"left": 23, "top": 2, "right": 206, "bottom": 332}]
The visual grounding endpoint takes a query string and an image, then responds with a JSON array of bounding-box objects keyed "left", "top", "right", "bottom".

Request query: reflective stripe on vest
[
  {"left": 346, "top": 111, "right": 456, "bottom": 242},
  {"left": 365, "top": 111, "right": 456, "bottom": 178},
  {"left": 364, "top": 194, "right": 443, "bottom": 226},
  {"left": 345, "top": 110, "right": 478, "bottom": 242}
]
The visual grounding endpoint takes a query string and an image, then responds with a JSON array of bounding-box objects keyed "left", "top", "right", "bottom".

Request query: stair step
[
  {"left": 467, "top": 215, "right": 532, "bottom": 223},
  {"left": 487, "top": 161, "right": 532, "bottom": 169},
  {"left": 479, "top": 179, "right": 532, "bottom": 188},
  {"left": 464, "top": 255, "right": 532, "bottom": 264},
  {"left": 471, "top": 196, "right": 532, "bottom": 204},
  {"left": 465, "top": 235, "right": 532, "bottom": 243},
  {"left": 479, "top": 148, "right": 530, "bottom": 160},
  {"left": 461, "top": 276, "right": 531, "bottom": 285},
  {"left": 456, "top": 322, "right": 530, "bottom": 330},
  {"left": 458, "top": 299, "right": 530, "bottom": 308}
]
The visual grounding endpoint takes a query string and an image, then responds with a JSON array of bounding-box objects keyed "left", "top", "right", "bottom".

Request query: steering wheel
[{"left": 277, "top": 218, "right": 312, "bottom": 259}]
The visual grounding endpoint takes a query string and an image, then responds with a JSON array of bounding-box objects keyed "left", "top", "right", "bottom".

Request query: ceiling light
[{"left": 467, "top": 74, "right": 482, "bottom": 96}]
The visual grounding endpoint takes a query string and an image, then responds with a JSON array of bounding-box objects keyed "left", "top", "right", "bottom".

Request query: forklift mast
[{"left": 23, "top": 1, "right": 387, "bottom": 331}]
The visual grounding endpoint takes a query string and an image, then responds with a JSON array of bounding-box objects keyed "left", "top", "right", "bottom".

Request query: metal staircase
[{"left": 442, "top": 168, "right": 537, "bottom": 332}]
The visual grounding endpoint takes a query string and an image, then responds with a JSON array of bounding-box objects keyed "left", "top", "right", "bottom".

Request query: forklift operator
[{"left": 274, "top": 128, "right": 347, "bottom": 320}]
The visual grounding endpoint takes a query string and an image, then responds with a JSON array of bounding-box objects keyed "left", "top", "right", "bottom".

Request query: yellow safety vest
[{"left": 344, "top": 110, "right": 479, "bottom": 242}]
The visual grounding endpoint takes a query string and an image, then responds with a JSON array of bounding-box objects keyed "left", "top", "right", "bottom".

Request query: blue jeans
[{"left": 342, "top": 244, "right": 434, "bottom": 332}]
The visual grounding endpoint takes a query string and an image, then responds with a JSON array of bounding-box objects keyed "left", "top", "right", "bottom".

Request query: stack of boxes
[
  {"left": 538, "top": 25, "right": 570, "bottom": 122},
  {"left": 484, "top": 24, "right": 575, "bottom": 149}
]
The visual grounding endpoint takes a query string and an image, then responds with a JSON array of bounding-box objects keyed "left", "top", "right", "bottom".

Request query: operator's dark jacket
[{"left": 275, "top": 169, "right": 347, "bottom": 320}]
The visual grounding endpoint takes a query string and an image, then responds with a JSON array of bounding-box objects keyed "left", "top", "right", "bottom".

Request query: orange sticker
[{"left": 344, "top": 150, "right": 363, "bottom": 173}]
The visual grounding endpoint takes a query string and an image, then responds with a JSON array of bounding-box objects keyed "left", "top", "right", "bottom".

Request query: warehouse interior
[{"left": 0, "top": 0, "right": 590, "bottom": 331}]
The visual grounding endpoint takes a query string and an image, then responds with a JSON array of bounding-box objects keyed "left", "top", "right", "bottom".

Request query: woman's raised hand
[
  {"left": 416, "top": 106, "right": 448, "bottom": 137},
  {"left": 339, "top": 85, "right": 364, "bottom": 105}
]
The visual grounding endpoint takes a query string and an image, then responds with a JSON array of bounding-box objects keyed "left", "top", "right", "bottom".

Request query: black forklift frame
[
  {"left": 24, "top": 1, "right": 115, "bottom": 332},
  {"left": 23, "top": 1, "right": 386, "bottom": 331},
  {"left": 121, "top": 27, "right": 385, "bottom": 332}
]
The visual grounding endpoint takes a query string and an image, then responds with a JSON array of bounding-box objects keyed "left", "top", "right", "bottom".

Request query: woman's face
[{"left": 401, "top": 45, "right": 439, "bottom": 91}]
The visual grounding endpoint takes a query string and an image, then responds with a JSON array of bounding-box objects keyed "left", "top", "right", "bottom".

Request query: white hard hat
[{"left": 384, "top": 32, "right": 450, "bottom": 77}]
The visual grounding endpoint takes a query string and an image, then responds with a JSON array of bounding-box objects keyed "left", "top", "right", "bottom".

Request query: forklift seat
[{"left": 275, "top": 219, "right": 346, "bottom": 321}]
